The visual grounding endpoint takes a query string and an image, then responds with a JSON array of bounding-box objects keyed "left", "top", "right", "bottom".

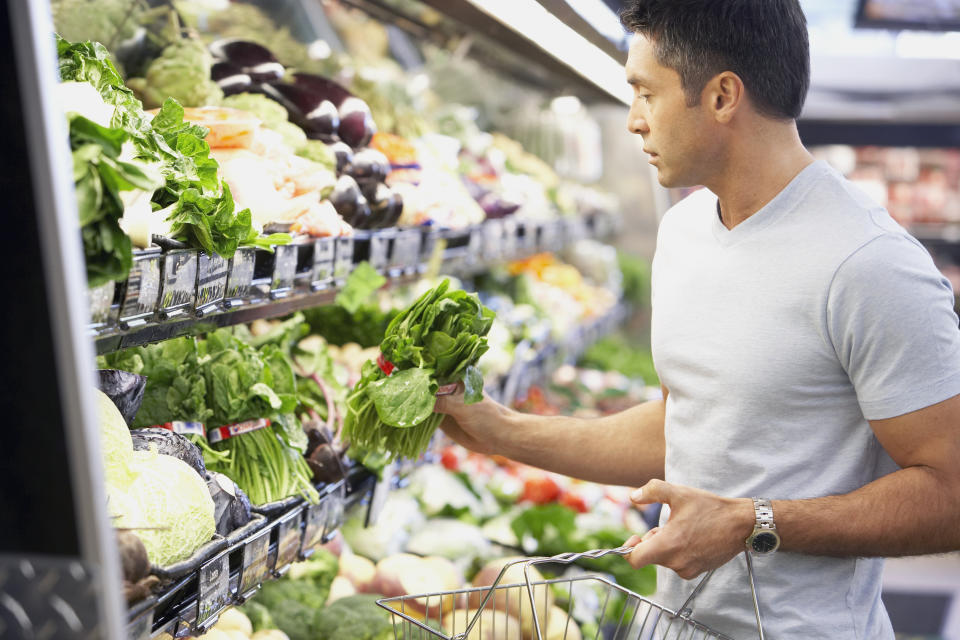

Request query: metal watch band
[{"left": 752, "top": 497, "right": 776, "bottom": 531}]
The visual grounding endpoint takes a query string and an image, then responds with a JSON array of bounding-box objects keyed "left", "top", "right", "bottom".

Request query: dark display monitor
[{"left": 855, "top": 0, "right": 960, "bottom": 31}]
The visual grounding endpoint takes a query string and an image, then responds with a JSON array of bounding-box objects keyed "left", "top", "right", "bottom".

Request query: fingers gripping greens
[{"left": 343, "top": 280, "right": 495, "bottom": 461}]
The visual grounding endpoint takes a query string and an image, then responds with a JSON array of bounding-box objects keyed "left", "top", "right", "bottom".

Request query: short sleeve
[{"left": 827, "top": 232, "right": 960, "bottom": 420}]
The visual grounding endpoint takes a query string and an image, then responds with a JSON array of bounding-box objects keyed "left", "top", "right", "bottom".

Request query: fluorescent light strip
[{"left": 466, "top": 0, "right": 632, "bottom": 104}]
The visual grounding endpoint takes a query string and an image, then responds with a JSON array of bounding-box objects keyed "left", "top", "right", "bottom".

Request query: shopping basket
[{"left": 377, "top": 546, "right": 767, "bottom": 640}]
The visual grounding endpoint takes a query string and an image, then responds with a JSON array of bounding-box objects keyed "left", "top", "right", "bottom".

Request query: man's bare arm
[
  {"left": 773, "top": 392, "right": 960, "bottom": 556},
  {"left": 434, "top": 386, "right": 668, "bottom": 487},
  {"left": 626, "top": 393, "right": 960, "bottom": 578}
]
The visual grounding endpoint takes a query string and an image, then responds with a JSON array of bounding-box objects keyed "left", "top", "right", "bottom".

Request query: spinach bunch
[{"left": 343, "top": 280, "right": 495, "bottom": 461}]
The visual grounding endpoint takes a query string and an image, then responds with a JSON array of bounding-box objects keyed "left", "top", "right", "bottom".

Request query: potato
[
  {"left": 442, "top": 609, "right": 522, "bottom": 640},
  {"left": 469, "top": 557, "right": 554, "bottom": 639},
  {"left": 374, "top": 554, "right": 462, "bottom": 617},
  {"left": 540, "top": 605, "right": 582, "bottom": 640},
  {"left": 251, "top": 631, "right": 290, "bottom": 640},
  {"left": 338, "top": 552, "right": 377, "bottom": 592},
  {"left": 213, "top": 608, "right": 252, "bottom": 636},
  {"left": 327, "top": 575, "right": 357, "bottom": 603}
]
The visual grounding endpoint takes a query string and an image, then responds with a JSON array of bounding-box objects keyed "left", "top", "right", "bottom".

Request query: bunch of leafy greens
[
  {"left": 102, "top": 328, "right": 318, "bottom": 505},
  {"left": 199, "top": 329, "right": 317, "bottom": 505},
  {"left": 510, "top": 503, "right": 656, "bottom": 597},
  {"left": 57, "top": 36, "right": 288, "bottom": 285},
  {"left": 99, "top": 337, "right": 227, "bottom": 464},
  {"left": 68, "top": 108, "right": 163, "bottom": 286},
  {"left": 343, "top": 279, "right": 495, "bottom": 461},
  {"left": 302, "top": 262, "right": 399, "bottom": 348}
]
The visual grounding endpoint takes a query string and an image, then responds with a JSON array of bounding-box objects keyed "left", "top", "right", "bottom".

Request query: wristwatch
[{"left": 745, "top": 498, "right": 780, "bottom": 555}]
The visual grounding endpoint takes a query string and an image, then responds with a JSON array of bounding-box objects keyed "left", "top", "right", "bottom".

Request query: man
[{"left": 435, "top": 0, "right": 960, "bottom": 637}]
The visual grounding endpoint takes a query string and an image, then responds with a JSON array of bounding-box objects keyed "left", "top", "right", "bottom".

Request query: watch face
[{"left": 752, "top": 531, "right": 779, "bottom": 554}]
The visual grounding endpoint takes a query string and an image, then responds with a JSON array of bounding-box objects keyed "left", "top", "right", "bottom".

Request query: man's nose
[{"left": 627, "top": 112, "right": 648, "bottom": 135}]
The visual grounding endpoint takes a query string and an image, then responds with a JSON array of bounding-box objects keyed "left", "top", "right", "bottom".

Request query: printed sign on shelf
[
  {"left": 159, "top": 250, "right": 198, "bottom": 318},
  {"left": 301, "top": 499, "right": 328, "bottom": 558},
  {"left": 270, "top": 244, "right": 298, "bottom": 298},
  {"left": 275, "top": 508, "right": 304, "bottom": 575},
  {"left": 196, "top": 252, "right": 229, "bottom": 315},
  {"left": 312, "top": 237, "right": 336, "bottom": 288},
  {"left": 119, "top": 251, "right": 162, "bottom": 325},
  {"left": 196, "top": 551, "right": 231, "bottom": 628},
  {"left": 334, "top": 237, "right": 354, "bottom": 283},
  {"left": 226, "top": 247, "right": 257, "bottom": 303},
  {"left": 239, "top": 527, "right": 272, "bottom": 599}
]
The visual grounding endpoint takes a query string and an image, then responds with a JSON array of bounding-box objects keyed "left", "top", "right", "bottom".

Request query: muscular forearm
[
  {"left": 497, "top": 399, "right": 666, "bottom": 487},
  {"left": 776, "top": 465, "right": 960, "bottom": 557}
]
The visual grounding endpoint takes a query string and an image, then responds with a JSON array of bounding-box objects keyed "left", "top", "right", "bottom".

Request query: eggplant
[
  {"left": 348, "top": 148, "right": 390, "bottom": 185},
  {"left": 328, "top": 141, "right": 354, "bottom": 175},
  {"left": 265, "top": 83, "right": 339, "bottom": 141},
  {"left": 306, "top": 443, "right": 346, "bottom": 484},
  {"left": 291, "top": 72, "right": 353, "bottom": 106},
  {"left": 209, "top": 39, "right": 277, "bottom": 68},
  {"left": 381, "top": 190, "right": 404, "bottom": 228},
  {"left": 130, "top": 428, "right": 206, "bottom": 478},
  {"left": 211, "top": 61, "right": 253, "bottom": 96},
  {"left": 365, "top": 183, "right": 396, "bottom": 229},
  {"left": 338, "top": 97, "right": 376, "bottom": 148},
  {"left": 329, "top": 175, "right": 371, "bottom": 227},
  {"left": 96, "top": 370, "right": 146, "bottom": 427},
  {"left": 205, "top": 471, "right": 252, "bottom": 536}
]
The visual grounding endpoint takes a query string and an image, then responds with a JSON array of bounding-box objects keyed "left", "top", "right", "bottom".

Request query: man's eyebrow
[{"left": 626, "top": 74, "right": 651, "bottom": 87}]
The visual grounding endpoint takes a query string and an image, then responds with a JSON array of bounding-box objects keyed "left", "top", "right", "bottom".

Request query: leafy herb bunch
[{"left": 343, "top": 279, "right": 495, "bottom": 461}]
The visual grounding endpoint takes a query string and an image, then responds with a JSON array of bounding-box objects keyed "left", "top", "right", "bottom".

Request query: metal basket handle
[{"left": 463, "top": 546, "right": 766, "bottom": 640}]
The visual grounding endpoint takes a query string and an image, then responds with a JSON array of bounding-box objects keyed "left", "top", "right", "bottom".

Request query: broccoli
[
  {"left": 238, "top": 600, "right": 274, "bottom": 633},
  {"left": 312, "top": 595, "right": 395, "bottom": 640}
]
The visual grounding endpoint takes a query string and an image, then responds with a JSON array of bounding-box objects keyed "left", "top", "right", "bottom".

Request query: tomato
[
  {"left": 440, "top": 447, "right": 460, "bottom": 471},
  {"left": 560, "top": 492, "right": 588, "bottom": 513},
  {"left": 522, "top": 476, "right": 561, "bottom": 505}
]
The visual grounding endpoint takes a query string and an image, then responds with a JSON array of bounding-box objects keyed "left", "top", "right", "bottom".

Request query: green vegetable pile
[
  {"left": 57, "top": 36, "right": 287, "bottom": 286},
  {"left": 343, "top": 279, "right": 495, "bottom": 461},
  {"left": 302, "top": 262, "right": 398, "bottom": 348},
  {"left": 239, "top": 552, "right": 393, "bottom": 640},
  {"left": 101, "top": 326, "right": 320, "bottom": 505}
]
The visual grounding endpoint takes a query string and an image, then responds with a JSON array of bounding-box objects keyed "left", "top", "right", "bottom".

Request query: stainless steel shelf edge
[{"left": 7, "top": 0, "right": 125, "bottom": 638}]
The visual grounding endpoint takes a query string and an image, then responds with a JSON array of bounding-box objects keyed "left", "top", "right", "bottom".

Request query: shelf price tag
[
  {"left": 392, "top": 229, "right": 422, "bottom": 273},
  {"left": 226, "top": 247, "right": 256, "bottom": 305},
  {"left": 195, "top": 252, "right": 229, "bottom": 316},
  {"left": 119, "top": 250, "right": 162, "bottom": 326},
  {"left": 159, "top": 249, "right": 198, "bottom": 320},
  {"left": 468, "top": 226, "right": 483, "bottom": 265},
  {"left": 324, "top": 482, "right": 347, "bottom": 541},
  {"left": 369, "top": 232, "right": 391, "bottom": 272},
  {"left": 501, "top": 218, "right": 518, "bottom": 259},
  {"left": 238, "top": 526, "right": 271, "bottom": 600},
  {"left": 275, "top": 507, "right": 304, "bottom": 575},
  {"left": 312, "top": 237, "right": 336, "bottom": 289},
  {"left": 334, "top": 237, "right": 354, "bottom": 284},
  {"left": 482, "top": 219, "right": 503, "bottom": 262},
  {"left": 196, "top": 550, "right": 231, "bottom": 629},
  {"left": 270, "top": 244, "right": 298, "bottom": 298},
  {"left": 300, "top": 499, "right": 328, "bottom": 558}
]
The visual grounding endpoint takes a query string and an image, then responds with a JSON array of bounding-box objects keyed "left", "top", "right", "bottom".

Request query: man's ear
[{"left": 703, "top": 71, "right": 745, "bottom": 124}]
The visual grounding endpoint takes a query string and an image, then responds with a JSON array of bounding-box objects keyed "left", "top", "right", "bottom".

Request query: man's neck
[{"left": 708, "top": 121, "right": 815, "bottom": 229}]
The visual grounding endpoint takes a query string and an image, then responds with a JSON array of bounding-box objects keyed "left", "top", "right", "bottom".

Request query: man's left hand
[{"left": 625, "top": 480, "right": 755, "bottom": 579}]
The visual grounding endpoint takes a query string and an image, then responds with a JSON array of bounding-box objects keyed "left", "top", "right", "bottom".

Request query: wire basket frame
[{"left": 377, "top": 547, "right": 766, "bottom": 640}]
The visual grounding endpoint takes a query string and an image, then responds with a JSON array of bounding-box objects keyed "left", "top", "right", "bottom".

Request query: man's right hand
[{"left": 433, "top": 385, "right": 512, "bottom": 456}]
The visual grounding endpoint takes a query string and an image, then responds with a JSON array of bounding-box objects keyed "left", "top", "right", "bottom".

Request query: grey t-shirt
[{"left": 650, "top": 160, "right": 960, "bottom": 639}]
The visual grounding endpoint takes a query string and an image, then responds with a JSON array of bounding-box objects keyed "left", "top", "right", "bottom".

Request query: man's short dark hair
[{"left": 620, "top": 0, "right": 810, "bottom": 120}]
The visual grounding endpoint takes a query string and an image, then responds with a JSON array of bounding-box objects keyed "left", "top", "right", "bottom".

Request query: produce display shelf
[
  {"left": 92, "top": 213, "right": 618, "bottom": 355},
  {"left": 129, "top": 467, "right": 373, "bottom": 640},
  {"left": 488, "top": 301, "right": 629, "bottom": 407},
  {"left": 908, "top": 222, "right": 960, "bottom": 244}
]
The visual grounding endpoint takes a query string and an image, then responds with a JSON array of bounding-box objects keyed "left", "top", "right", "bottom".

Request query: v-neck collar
[{"left": 711, "top": 161, "right": 829, "bottom": 248}]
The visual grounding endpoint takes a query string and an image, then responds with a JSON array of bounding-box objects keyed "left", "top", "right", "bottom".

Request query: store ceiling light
[{"left": 466, "top": 0, "right": 632, "bottom": 104}]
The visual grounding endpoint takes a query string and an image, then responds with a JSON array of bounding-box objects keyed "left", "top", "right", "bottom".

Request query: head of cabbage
[{"left": 97, "top": 388, "right": 215, "bottom": 567}]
